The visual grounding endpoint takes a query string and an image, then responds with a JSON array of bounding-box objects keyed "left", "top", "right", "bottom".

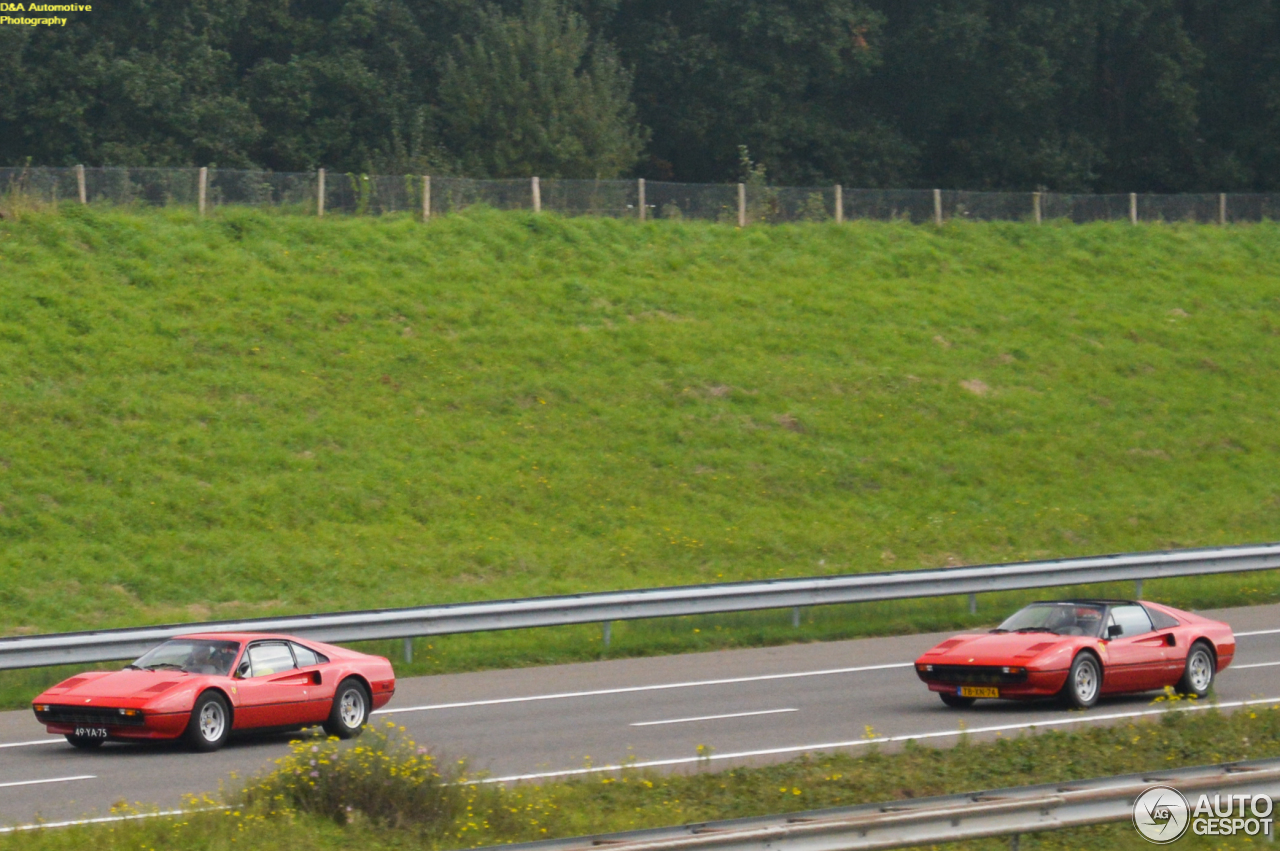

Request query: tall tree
[
  {"left": 610, "top": 0, "right": 914, "bottom": 185},
  {"left": 436, "top": 0, "right": 646, "bottom": 178}
]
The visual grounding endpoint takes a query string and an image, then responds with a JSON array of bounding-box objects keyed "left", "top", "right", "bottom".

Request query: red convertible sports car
[
  {"left": 32, "top": 633, "right": 396, "bottom": 751},
  {"left": 915, "top": 599, "right": 1234, "bottom": 708}
]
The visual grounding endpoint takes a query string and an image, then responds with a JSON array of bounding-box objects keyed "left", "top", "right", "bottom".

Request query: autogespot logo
[
  {"left": 1133, "top": 786, "right": 1190, "bottom": 844},
  {"left": 1133, "top": 786, "right": 1276, "bottom": 843}
]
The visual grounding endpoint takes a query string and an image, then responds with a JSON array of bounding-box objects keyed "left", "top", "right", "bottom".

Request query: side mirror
[
  {"left": 235, "top": 660, "right": 251, "bottom": 679},
  {"left": 1107, "top": 624, "right": 1123, "bottom": 639}
]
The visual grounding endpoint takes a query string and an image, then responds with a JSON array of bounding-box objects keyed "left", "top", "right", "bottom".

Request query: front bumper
[
  {"left": 917, "top": 667, "right": 1069, "bottom": 699},
  {"left": 38, "top": 711, "right": 189, "bottom": 740}
]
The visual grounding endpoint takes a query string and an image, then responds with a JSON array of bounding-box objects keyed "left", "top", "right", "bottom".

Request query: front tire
[
  {"left": 1061, "top": 652, "right": 1101, "bottom": 708},
  {"left": 323, "top": 679, "right": 369, "bottom": 739},
  {"left": 185, "top": 691, "right": 232, "bottom": 752},
  {"left": 65, "top": 734, "right": 104, "bottom": 749},
  {"left": 1177, "top": 642, "right": 1215, "bottom": 698},
  {"left": 939, "top": 692, "right": 976, "bottom": 708}
]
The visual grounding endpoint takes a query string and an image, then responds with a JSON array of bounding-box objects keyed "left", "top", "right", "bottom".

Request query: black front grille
[
  {"left": 925, "top": 665, "right": 1028, "bottom": 685},
  {"left": 35, "top": 706, "right": 146, "bottom": 726}
]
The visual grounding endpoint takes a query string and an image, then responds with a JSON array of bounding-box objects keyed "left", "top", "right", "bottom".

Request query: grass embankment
[
  {"left": 3, "top": 698, "right": 1276, "bottom": 850},
  {"left": 2, "top": 207, "right": 1279, "bottom": 693}
]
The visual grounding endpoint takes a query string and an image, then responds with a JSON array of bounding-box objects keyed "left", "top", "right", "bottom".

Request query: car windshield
[
  {"left": 992, "top": 603, "right": 1106, "bottom": 637},
  {"left": 130, "top": 640, "right": 241, "bottom": 676}
]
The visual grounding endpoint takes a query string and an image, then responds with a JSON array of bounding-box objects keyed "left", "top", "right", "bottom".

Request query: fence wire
[{"left": 4, "top": 166, "right": 1280, "bottom": 225}]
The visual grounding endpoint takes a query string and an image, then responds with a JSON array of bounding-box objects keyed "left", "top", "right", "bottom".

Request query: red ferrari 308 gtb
[
  {"left": 915, "top": 599, "right": 1234, "bottom": 708},
  {"left": 32, "top": 633, "right": 396, "bottom": 751}
]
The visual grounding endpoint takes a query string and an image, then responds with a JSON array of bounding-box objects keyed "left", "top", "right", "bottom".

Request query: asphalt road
[{"left": 3, "top": 601, "right": 1280, "bottom": 827}]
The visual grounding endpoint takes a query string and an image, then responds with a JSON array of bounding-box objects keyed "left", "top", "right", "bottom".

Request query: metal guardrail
[
  {"left": 474, "top": 757, "right": 1280, "bottom": 851},
  {"left": 3, "top": 542, "right": 1280, "bottom": 671}
]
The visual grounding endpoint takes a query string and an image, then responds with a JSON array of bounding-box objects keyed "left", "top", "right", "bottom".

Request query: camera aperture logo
[
  {"left": 1133, "top": 786, "right": 1190, "bottom": 843},
  {"left": 1133, "top": 786, "right": 1275, "bottom": 843}
]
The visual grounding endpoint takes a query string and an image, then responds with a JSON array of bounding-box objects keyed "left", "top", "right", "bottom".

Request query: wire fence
[{"left": 3, "top": 166, "right": 1279, "bottom": 225}]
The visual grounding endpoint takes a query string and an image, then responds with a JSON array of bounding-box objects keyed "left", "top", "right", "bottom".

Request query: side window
[
  {"left": 1145, "top": 606, "right": 1181, "bottom": 630},
  {"left": 1109, "top": 605, "right": 1154, "bottom": 638},
  {"left": 247, "top": 642, "right": 297, "bottom": 677},
  {"left": 291, "top": 643, "right": 325, "bottom": 667}
]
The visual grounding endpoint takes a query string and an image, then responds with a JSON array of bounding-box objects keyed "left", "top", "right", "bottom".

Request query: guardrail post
[
  {"left": 198, "top": 167, "right": 208, "bottom": 217},
  {"left": 638, "top": 178, "right": 646, "bottom": 221},
  {"left": 422, "top": 175, "right": 431, "bottom": 222},
  {"left": 737, "top": 183, "right": 746, "bottom": 227},
  {"left": 532, "top": 176, "right": 541, "bottom": 213},
  {"left": 403, "top": 637, "right": 413, "bottom": 663},
  {"left": 1009, "top": 834, "right": 1020, "bottom": 851},
  {"left": 602, "top": 621, "right": 612, "bottom": 647},
  {"left": 1135, "top": 579, "right": 1143, "bottom": 599},
  {"left": 1032, "top": 191, "right": 1041, "bottom": 225},
  {"left": 317, "top": 169, "right": 325, "bottom": 217},
  {"left": 968, "top": 593, "right": 977, "bottom": 615},
  {"left": 76, "top": 164, "right": 86, "bottom": 205},
  {"left": 792, "top": 607, "right": 801, "bottom": 628},
  {"left": 1129, "top": 192, "right": 1137, "bottom": 224},
  {"left": 834, "top": 184, "right": 843, "bottom": 223},
  {"left": 1219, "top": 192, "right": 1227, "bottom": 226},
  {"left": 933, "top": 189, "right": 942, "bottom": 225}
]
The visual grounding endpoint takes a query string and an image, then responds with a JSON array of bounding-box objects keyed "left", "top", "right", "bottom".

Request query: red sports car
[
  {"left": 32, "top": 633, "right": 396, "bottom": 751},
  {"left": 915, "top": 599, "right": 1234, "bottom": 708}
]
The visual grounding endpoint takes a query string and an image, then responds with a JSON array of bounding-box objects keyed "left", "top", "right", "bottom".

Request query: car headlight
[{"left": 33, "top": 704, "right": 49, "bottom": 712}]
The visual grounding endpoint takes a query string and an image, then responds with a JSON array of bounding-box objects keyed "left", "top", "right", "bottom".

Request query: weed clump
[{"left": 239, "top": 723, "right": 465, "bottom": 833}]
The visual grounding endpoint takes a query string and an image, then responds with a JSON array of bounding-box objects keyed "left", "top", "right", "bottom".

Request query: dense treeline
[{"left": 1, "top": 0, "right": 1277, "bottom": 191}]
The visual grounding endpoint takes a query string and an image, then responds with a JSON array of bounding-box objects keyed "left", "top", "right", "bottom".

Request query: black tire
[
  {"left": 65, "top": 734, "right": 105, "bottom": 749},
  {"left": 184, "top": 691, "right": 232, "bottom": 752},
  {"left": 939, "top": 692, "right": 976, "bottom": 709},
  {"left": 1176, "top": 641, "right": 1215, "bottom": 698},
  {"left": 323, "top": 679, "right": 369, "bottom": 739},
  {"left": 1060, "top": 652, "right": 1102, "bottom": 709}
]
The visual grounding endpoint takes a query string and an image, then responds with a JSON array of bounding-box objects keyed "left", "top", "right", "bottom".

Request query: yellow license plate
[{"left": 958, "top": 687, "right": 999, "bottom": 698}]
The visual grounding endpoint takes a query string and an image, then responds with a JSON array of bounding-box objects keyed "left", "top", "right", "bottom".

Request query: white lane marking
[
  {"left": 373, "top": 663, "right": 914, "bottom": 715},
  {"left": 631, "top": 708, "right": 798, "bottom": 727},
  {"left": 469, "top": 695, "right": 1280, "bottom": 784},
  {"left": 0, "top": 739, "right": 63, "bottom": 749},
  {"left": 0, "top": 775, "right": 95, "bottom": 790},
  {"left": 0, "top": 806, "right": 227, "bottom": 834},
  {"left": 1235, "top": 629, "right": 1280, "bottom": 637},
  {"left": 1231, "top": 661, "right": 1280, "bottom": 670}
]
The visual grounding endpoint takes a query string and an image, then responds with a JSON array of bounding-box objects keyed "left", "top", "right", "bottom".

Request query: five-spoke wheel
[
  {"left": 185, "top": 691, "right": 232, "bottom": 752},
  {"left": 1178, "top": 641, "right": 1215, "bottom": 698},
  {"left": 323, "top": 679, "right": 370, "bottom": 739},
  {"left": 1061, "top": 652, "right": 1101, "bottom": 708}
]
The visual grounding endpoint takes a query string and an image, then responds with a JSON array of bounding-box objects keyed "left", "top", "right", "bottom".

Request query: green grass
[
  {"left": 2, "top": 206, "right": 1280, "bottom": 662},
  {"left": 3, "top": 697, "right": 1277, "bottom": 849}
]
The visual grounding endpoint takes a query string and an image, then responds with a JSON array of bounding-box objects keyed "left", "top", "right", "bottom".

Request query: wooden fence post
[
  {"left": 317, "top": 168, "right": 325, "bottom": 217},
  {"left": 422, "top": 175, "right": 431, "bottom": 222},
  {"left": 1033, "top": 191, "right": 1042, "bottom": 225},
  {"left": 532, "top": 176, "right": 541, "bottom": 213},
  {"left": 198, "top": 167, "right": 208, "bottom": 217},
  {"left": 1129, "top": 192, "right": 1137, "bottom": 225},
  {"left": 737, "top": 182, "right": 746, "bottom": 227},
  {"left": 76, "top": 164, "right": 86, "bottom": 205},
  {"left": 638, "top": 178, "right": 646, "bottom": 221},
  {"left": 933, "top": 188, "right": 942, "bottom": 225},
  {"left": 834, "top": 184, "right": 843, "bottom": 223},
  {"left": 1219, "top": 193, "right": 1226, "bottom": 226}
]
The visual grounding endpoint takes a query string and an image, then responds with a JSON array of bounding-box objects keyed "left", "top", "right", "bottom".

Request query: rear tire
[
  {"left": 939, "top": 692, "right": 976, "bottom": 709},
  {"left": 1060, "top": 652, "right": 1101, "bottom": 709},
  {"left": 65, "top": 734, "right": 104, "bottom": 749},
  {"left": 323, "top": 679, "right": 369, "bottom": 739},
  {"left": 184, "top": 691, "right": 232, "bottom": 752},
  {"left": 1177, "top": 641, "right": 1215, "bottom": 698}
]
